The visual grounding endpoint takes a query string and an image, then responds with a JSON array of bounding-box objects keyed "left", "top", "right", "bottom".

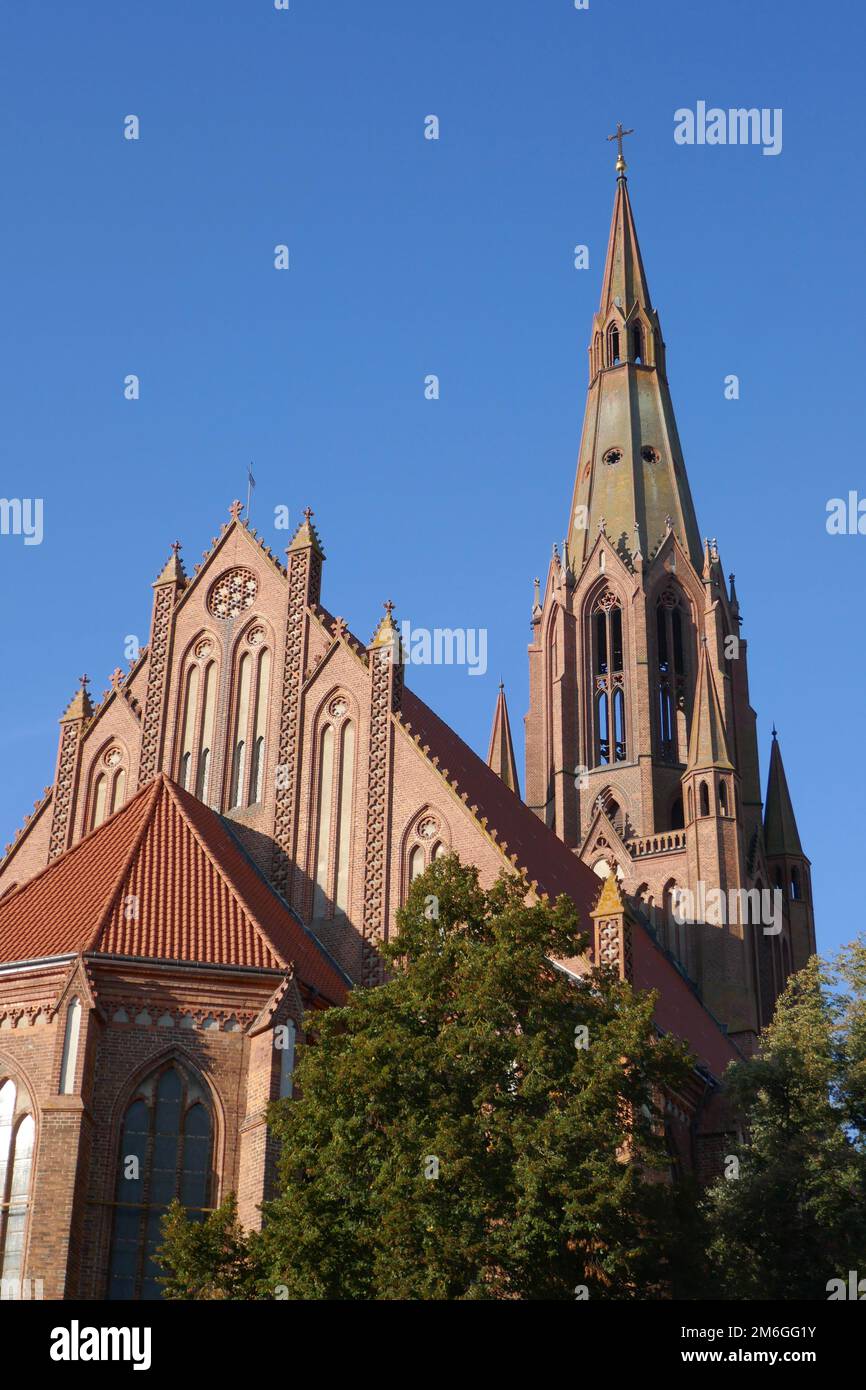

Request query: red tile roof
[
  {"left": 399, "top": 688, "right": 600, "bottom": 920},
  {"left": 0, "top": 775, "right": 348, "bottom": 1003}
]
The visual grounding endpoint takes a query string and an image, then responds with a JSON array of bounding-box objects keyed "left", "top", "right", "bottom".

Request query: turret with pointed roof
[{"left": 486, "top": 682, "right": 520, "bottom": 796}]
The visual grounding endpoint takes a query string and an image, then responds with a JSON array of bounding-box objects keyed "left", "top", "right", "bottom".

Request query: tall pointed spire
[
  {"left": 486, "top": 682, "right": 520, "bottom": 796},
  {"left": 764, "top": 733, "right": 804, "bottom": 857},
  {"left": 566, "top": 156, "right": 704, "bottom": 573},
  {"left": 685, "top": 643, "right": 733, "bottom": 772}
]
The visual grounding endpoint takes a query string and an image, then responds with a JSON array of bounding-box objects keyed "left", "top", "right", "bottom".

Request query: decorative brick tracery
[{"left": 137, "top": 585, "right": 175, "bottom": 787}]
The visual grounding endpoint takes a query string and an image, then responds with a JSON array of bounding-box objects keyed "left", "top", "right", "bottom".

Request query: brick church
[{"left": 0, "top": 149, "right": 815, "bottom": 1300}]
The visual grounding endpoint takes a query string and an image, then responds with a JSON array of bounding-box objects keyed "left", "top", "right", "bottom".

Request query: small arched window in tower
[
  {"left": 718, "top": 780, "right": 729, "bottom": 816},
  {"left": 790, "top": 866, "right": 802, "bottom": 901},
  {"left": 607, "top": 322, "right": 620, "bottom": 366},
  {"left": 229, "top": 653, "right": 253, "bottom": 809},
  {"left": 91, "top": 774, "right": 108, "bottom": 830},
  {"left": 671, "top": 797, "right": 684, "bottom": 831},
  {"left": 60, "top": 996, "right": 82, "bottom": 1095},
  {"left": 699, "top": 781, "right": 710, "bottom": 817},
  {"left": 774, "top": 867, "right": 784, "bottom": 892},
  {"left": 107, "top": 1063, "right": 212, "bottom": 1301},
  {"left": 632, "top": 321, "right": 644, "bottom": 363},
  {"left": 196, "top": 661, "right": 217, "bottom": 802},
  {"left": 687, "top": 786, "right": 694, "bottom": 823}
]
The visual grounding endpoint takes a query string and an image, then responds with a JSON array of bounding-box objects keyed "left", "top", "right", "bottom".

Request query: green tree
[
  {"left": 157, "top": 1193, "right": 260, "bottom": 1300},
  {"left": 160, "top": 856, "right": 701, "bottom": 1300},
  {"left": 704, "top": 945, "right": 866, "bottom": 1300}
]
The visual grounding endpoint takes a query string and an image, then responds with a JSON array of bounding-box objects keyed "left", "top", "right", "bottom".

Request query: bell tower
[{"left": 524, "top": 134, "right": 813, "bottom": 1045}]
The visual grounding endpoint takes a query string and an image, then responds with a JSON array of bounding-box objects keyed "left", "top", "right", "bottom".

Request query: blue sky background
[{"left": 0, "top": 0, "right": 862, "bottom": 957}]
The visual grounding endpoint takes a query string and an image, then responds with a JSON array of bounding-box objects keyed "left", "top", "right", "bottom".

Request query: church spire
[
  {"left": 764, "top": 732, "right": 804, "bottom": 857},
  {"left": 486, "top": 682, "right": 520, "bottom": 796},
  {"left": 566, "top": 152, "right": 704, "bottom": 574}
]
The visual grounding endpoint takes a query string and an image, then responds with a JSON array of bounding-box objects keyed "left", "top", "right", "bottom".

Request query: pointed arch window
[
  {"left": 107, "top": 1062, "right": 212, "bottom": 1301},
  {"left": 656, "top": 589, "right": 690, "bottom": 763},
  {"left": 632, "top": 321, "right": 644, "bottom": 363},
  {"left": 0, "top": 1080, "right": 35, "bottom": 1285},
  {"left": 699, "top": 781, "right": 710, "bottom": 817},
  {"left": 229, "top": 653, "right": 252, "bottom": 809},
  {"left": 311, "top": 703, "right": 356, "bottom": 920},
  {"left": 195, "top": 661, "right": 217, "bottom": 802},
  {"left": 226, "top": 637, "right": 271, "bottom": 811},
  {"left": 592, "top": 594, "right": 626, "bottom": 766},
  {"left": 718, "top": 780, "right": 729, "bottom": 816},
  {"left": 178, "top": 664, "right": 200, "bottom": 791},
  {"left": 790, "top": 867, "right": 802, "bottom": 901},
  {"left": 607, "top": 322, "right": 621, "bottom": 366}
]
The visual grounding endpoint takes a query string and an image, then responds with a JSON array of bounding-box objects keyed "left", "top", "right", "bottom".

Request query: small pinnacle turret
[{"left": 486, "top": 682, "right": 520, "bottom": 796}]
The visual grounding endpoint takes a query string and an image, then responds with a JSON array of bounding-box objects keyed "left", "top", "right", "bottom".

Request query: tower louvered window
[
  {"left": 593, "top": 593, "right": 626, "bottom": 766},
  {"left": 656, "top": 589, "right": 689, "bottom": 763}
]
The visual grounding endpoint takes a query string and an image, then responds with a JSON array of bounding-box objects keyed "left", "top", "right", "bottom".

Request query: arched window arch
[
  {"left": 607, "top": 321, "right": 621, "bottom": 366},
  {"left": 278, "top": 1020, "right": 297, "bottom": 1099},
  {"left": 409, "top": 845, "right": 425, "bottom": 882},
  {"left": 592, "top": 593, "right": 626, "bottom": 766},
  {"left": 670, "top": 796, "right": 684, "bottom": 831},
  {"left": 0, "top": 1079, "right": 35, "bottom": 1284},
  {"left": 718, "top": 780, "right": 729, "bottom": 816},
  {"left": 699, "top": 781, "right": 710, "bottom": 817},
  {"left": 656, "top": 587, "right": 691, "bottom": 763},
  {"left": 248, "top": 649, "right": 271, "bottom": 806},
  {"left": 107, "top": 1061, "right": 213, "bottom": 1301},
  {"left": 311, "top": 701, "right": 357, "bottom": 920},
  {"left": 790, "top": 866, "right": 802, "bottom": 901},
  {"left": 60, "top": 996, "right": 82, "bottom": 1095}
]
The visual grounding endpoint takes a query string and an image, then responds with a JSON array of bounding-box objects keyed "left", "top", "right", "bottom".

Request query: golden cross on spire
[{"left": 607, "top": 122, "right": 634, "bottom": 175}]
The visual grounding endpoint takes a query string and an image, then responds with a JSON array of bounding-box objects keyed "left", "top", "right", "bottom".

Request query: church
[{"left": 0, "top": 146, "right": 815, "bottom": 1300}]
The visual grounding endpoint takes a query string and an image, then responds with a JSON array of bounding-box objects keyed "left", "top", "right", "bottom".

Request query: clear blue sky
[{"left": 0, "top": 0, "right": 862, "bottom": 958}]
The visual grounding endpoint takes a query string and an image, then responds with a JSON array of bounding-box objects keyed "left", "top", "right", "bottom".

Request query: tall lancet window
[
  {"left": 0, "top": 1079, "right": 35, "bottom": 1284},
  {"left": 632, "top": 322, "right": 644, "bottom": 363},
  {"left": 229, "top": 653, "right": 253, "bottom": 808},
  {"left": 592, "top": 593, "right": 626, "bottom": 766},
  {"left": 607, "top": 322, "right": 621, "bottom": 366},
  {"left": 178, "top": 664, "right": 200, "bottom": 791},
  {"left": 196, "top": 661, "right": 217, "bottom": 802},
  {"left": 311, "top": 699, "right": 356, "bottom": 920},
  {"left": 656, "top": 588, "right": 690, "bottom": 763}
]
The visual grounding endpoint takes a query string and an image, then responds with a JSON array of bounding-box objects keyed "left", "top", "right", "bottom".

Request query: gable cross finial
[
  {"left": 607, "top": 122, "right": 634, "bottom": 175},
  {"left": 303, "top": 506, "right": 314, "bottom": 524},
  {"left": 229, "top": 499, "right": 244, "bottom": 522},
  {"left": 78, "top": 673, "right": 89, "bottom": 688},
  {"left": 170, "top": 539, "right": 182, "bottom": 556}
]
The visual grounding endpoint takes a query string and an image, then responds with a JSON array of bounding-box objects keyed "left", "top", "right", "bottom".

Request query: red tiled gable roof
[
  {"left": 399, "top": 688, "right": 600, "bottom": 921},
  {"left": 0, "top": 775, "right": 348, "bottom": 1003}
]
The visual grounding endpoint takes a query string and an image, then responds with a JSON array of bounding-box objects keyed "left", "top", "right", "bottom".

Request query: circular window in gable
[{"left": 207, "top": 568, "right": 258, "bottom": 620}]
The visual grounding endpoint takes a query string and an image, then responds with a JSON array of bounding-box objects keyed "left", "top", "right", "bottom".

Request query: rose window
[{"left": 207, "top": 569, "right": 258, "bottom": 620}]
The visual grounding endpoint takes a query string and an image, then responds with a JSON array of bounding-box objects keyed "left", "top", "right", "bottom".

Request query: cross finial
[
  {"left": 78, "top": 673, "right": 89, "bottom": 688},
  {"left": 772, "top": 724, "right": 778, "bottom": 740},
  {"left": 383, "top": 599, "right": 395, "bottom": 617},
  {"left": 303, "top": 506, "right": 314, "bottom": 524},
  {"left": 110, "top": 666, "right": 124, "bottom": 690},
  {"left": 170, "top": 539, "right": 182, "bottom": 556},
  {"left": 229, "top": 499, "right": 244, "bottom": 521},
  {"left": 607, "top": 122, "right": 634, "bottom": 175}
]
